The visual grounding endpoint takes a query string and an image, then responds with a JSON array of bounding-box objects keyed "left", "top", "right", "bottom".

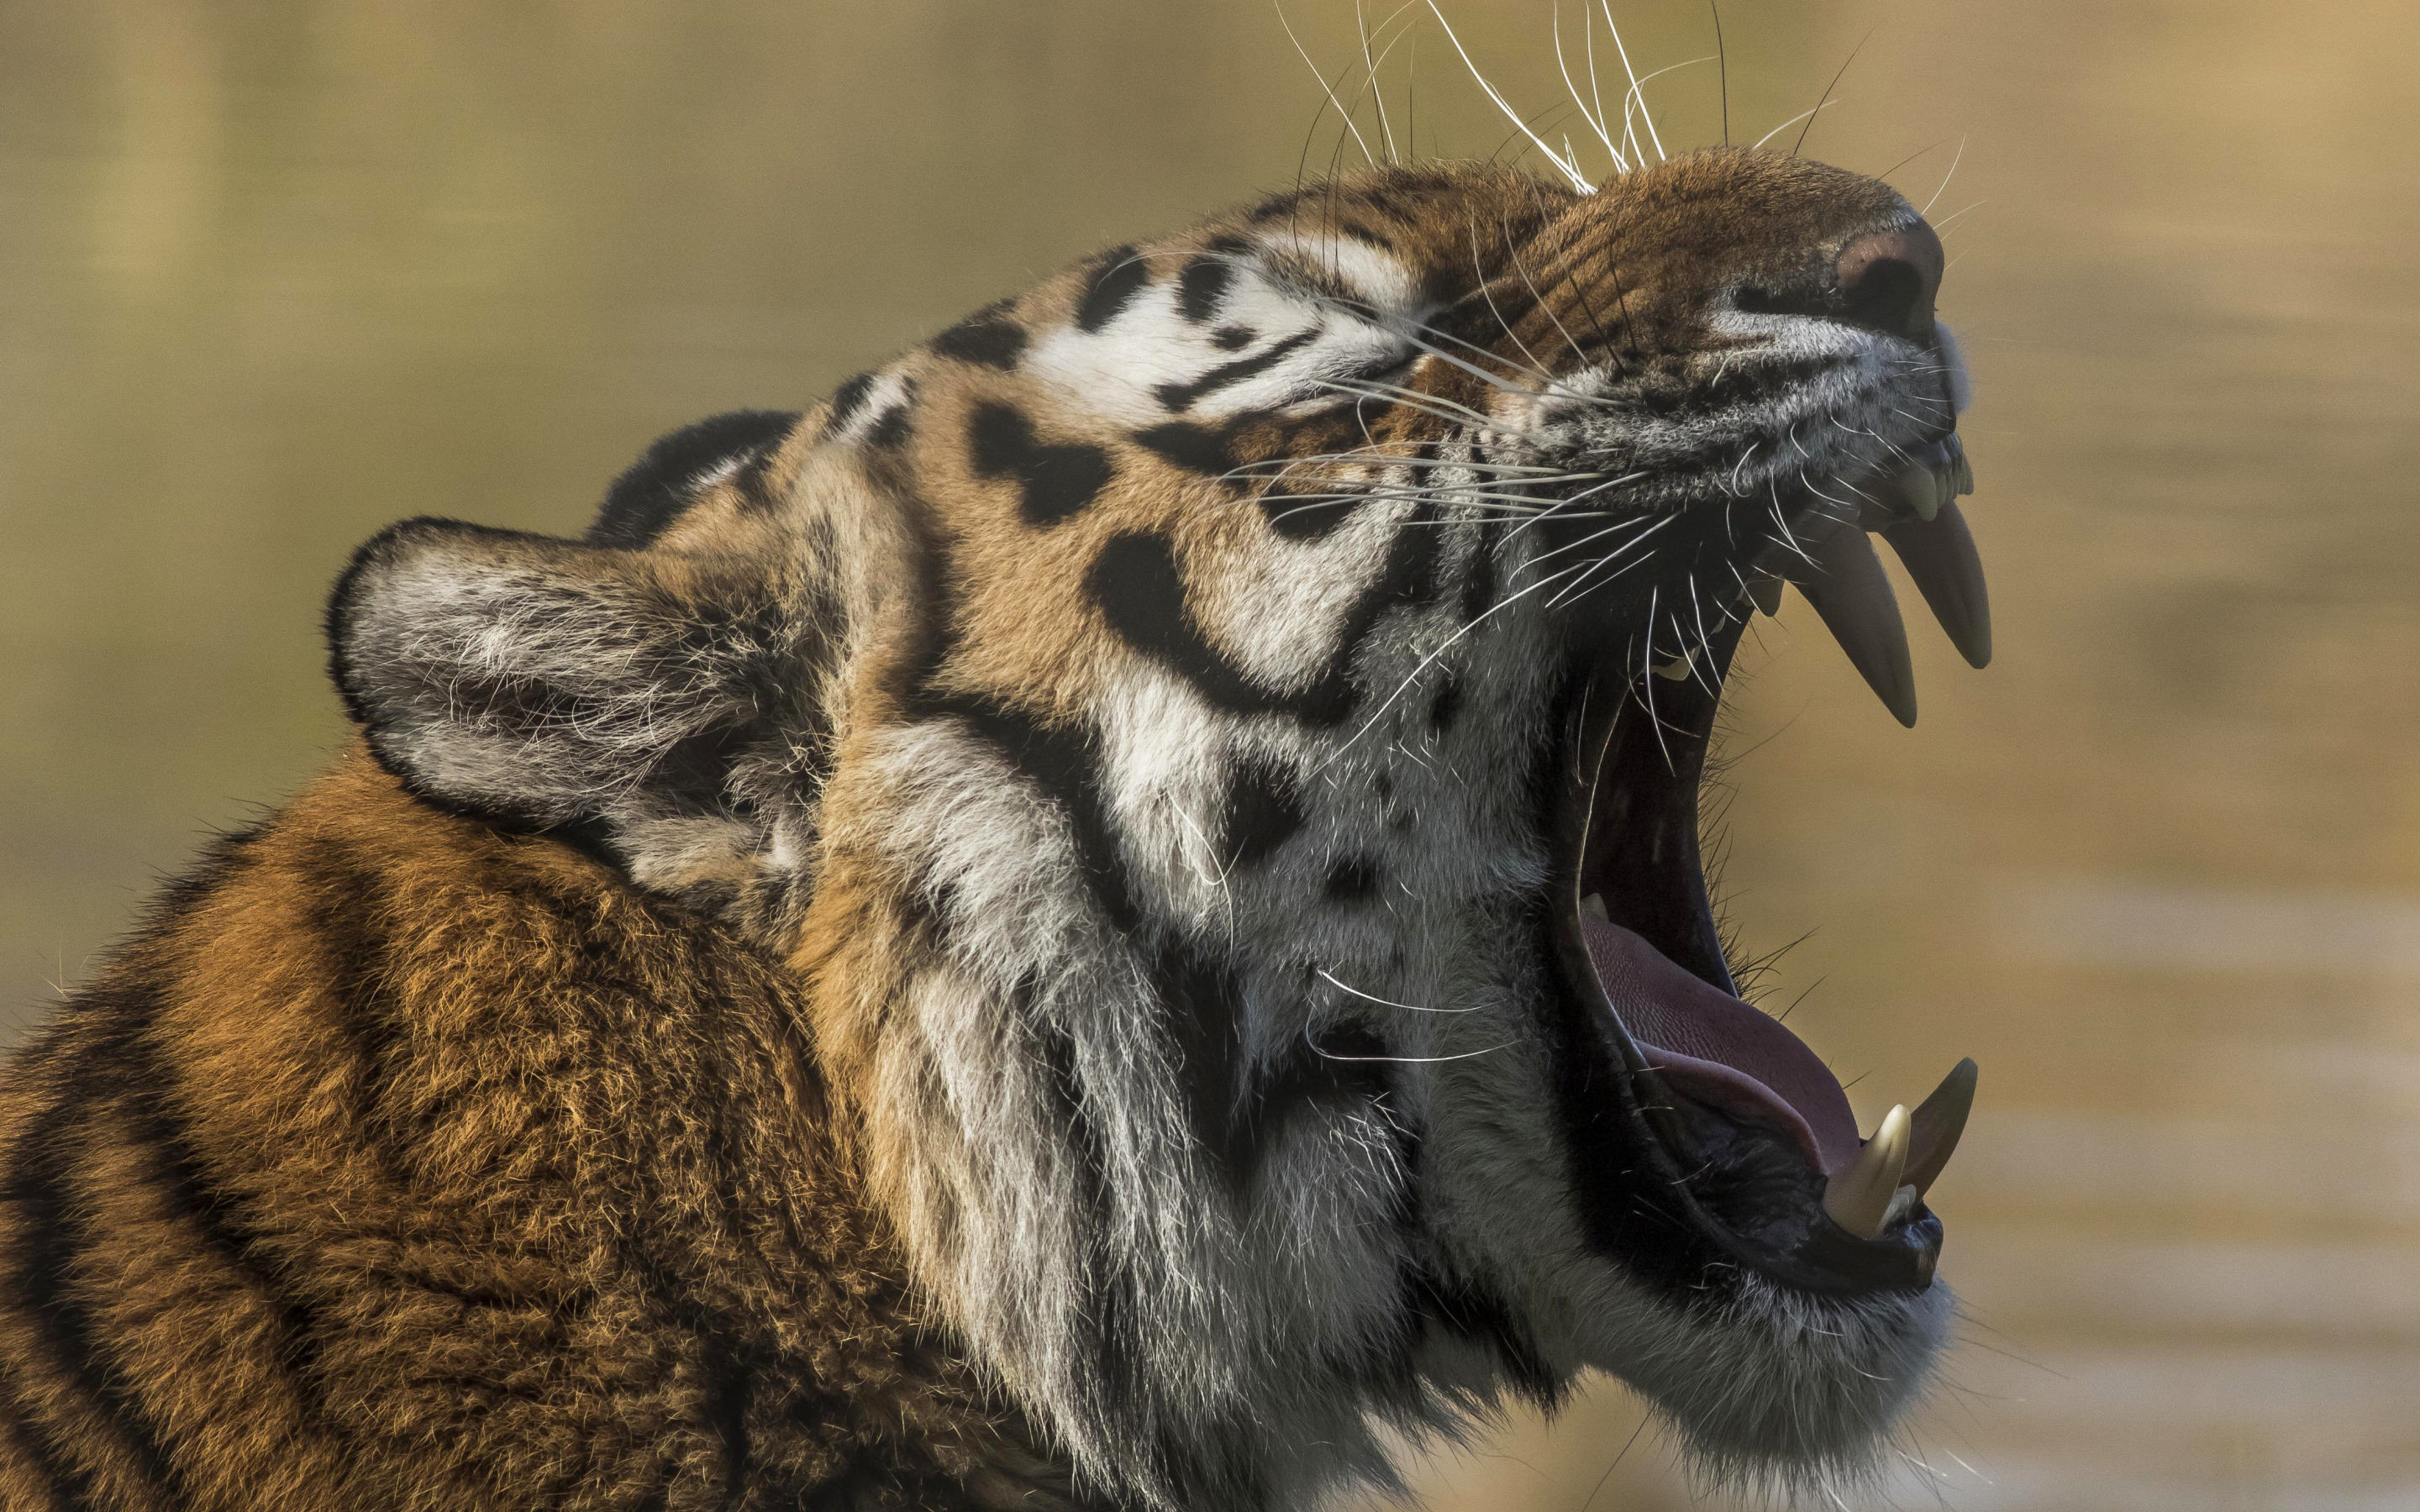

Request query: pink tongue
[{"left": 1581, "top": 917, "right": 1862, "bottom": 1173}]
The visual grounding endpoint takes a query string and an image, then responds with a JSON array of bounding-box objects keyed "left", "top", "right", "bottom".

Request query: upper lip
[{"left": 1543, "top": 443, "right": 1987, "bottom": 1296}]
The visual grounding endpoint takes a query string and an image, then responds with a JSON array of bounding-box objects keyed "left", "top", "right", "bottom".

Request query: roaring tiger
[{"left": 0, "top": 147, "right": 1988, "bottom": 1510}]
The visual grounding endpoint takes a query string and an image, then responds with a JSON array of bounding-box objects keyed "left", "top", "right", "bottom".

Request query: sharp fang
[
  {"left": 1881, "top": 501, "right": 1992, "bottom": 669},
  {"left": 1578, "top": 892, "right": 1609, "bottom": 922},
  {"left": 1652, "top": 650, "right": 1695, "bottom": 680},
  {"left": 1905, "top": 1057, "right": 1978, "bottom": 1196},
  {"left": 1788, "top": 517, "right": 1919, "bottom": 727},
  {"left": 1744, "top": 572, "right": 1784, "bottom": 617},
  {"left": 1823, "top": 1104, "right": 1911, "bottom": 1240},
  {"left": 1886, "top": 464, "right": 1943, "bottom": 522}
]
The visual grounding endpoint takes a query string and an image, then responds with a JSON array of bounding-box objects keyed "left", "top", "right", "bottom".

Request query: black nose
[{"left": 1832, "top": 222, "right": 1944, "bottom": 341}]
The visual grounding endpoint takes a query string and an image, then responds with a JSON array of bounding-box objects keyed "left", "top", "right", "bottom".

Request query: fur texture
[{"left": 2, "top": 151, "right": 1965, "bottom": 1510}]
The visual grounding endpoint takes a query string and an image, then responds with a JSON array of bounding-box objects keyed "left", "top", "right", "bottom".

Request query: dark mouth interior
[
  {"left": 1555, "top": 566, "right": 1944, "bottom": 1294},
  {"left": 1571, "top": 612, "right": 1860, "bottom": 1175}
]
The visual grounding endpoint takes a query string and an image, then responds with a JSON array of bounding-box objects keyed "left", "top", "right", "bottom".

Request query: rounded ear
[{"left": 326, "top": 517, "right": 789, "bottom": 839}]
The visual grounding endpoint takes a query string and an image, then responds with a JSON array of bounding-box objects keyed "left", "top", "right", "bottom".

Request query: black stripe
[
  {"left": 1153, "top": 329, "right": 1319, "bottom": 413},
  {"left": 1227, "top": 1021, "right": 1394, "bottom": 1187},
  {"left": 291, "top": 837, "right": 416, "bottom": 1152},
  {"left": 1177, "top": 246, "right": 1242, "bottom": 323},
  {"left": 1076, "top": 245, "right": 1150, "bottom": 332},
  {"left": 1152, "top": 938, "right": 1248, "bottom": 1187},
  {"left": 1089, "top": 508, "right": 1439, "bottom": 729},
  {"left": 3, "top": 1045, "right": 186, "bottom": 1504},
  {"left": 1010, "top": 978, "right": 1141, "bottom": 1404},
  {"left": 588, "top": 410, "right": 797, "bottom": 549},
  {"left": 1255, "top": 486, "right": 1362, "bottom": 543},
  {"left": 915, "top": 694, "right": 1141, "bottom": 936},
  {"left": 968, "top": 403, "right": 1113, "bottom": 526},
  {"left": 117, "top": 1029, "right": 327, "bottom": 1397},
  {"left": 823, "top": 371, "right": 876, "bottom": 436},
  {"left": 865, "top": 405, "right": 912, "bottom": 451},
  {"left": 1428, "top": 673, "right": 1463, "bottom": 735},
  {"left": 929, "top": 301, "right": 1028, "bottom": 370},
  {"left": 1088, "top": 533, "right": 1350, "bottom": 723},
  {"left": 0, "top": 1381, "right": 95, "bottom": 1512},
  {"left": 1133, "top": 422, "right": 1238, "bottom": 479},
  {"left": 1459, "top": 516, "right": 1502, "bottom": 629},
  {"left": 1323, "top": 856, "right": 1381, "bottom": 903},
  {"left": 865, "top": 380, "right": 918, "bottom": 452},
  {"left": 1217, "top": 757, "right": 1304, "bottom": 868},
  {"left": 700, "top": 1331, "right": 752, "bottom": 1508},
  {"left": 1210, "top": 324, "right": 1255, "bottom": 351}
]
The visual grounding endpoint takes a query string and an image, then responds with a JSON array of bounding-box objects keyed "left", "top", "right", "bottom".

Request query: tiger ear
[{"left": 325, "top": 517, "right": 808, "bottom": 895}]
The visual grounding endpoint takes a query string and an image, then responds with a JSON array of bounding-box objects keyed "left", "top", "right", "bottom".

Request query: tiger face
[{"left": 330, "top": 148, "right": 1985, "bottom": 1508}]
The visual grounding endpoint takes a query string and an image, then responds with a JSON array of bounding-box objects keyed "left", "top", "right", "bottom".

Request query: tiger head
[{"left": 329, "top": 148, "right": 1986, "bottom": 1508}]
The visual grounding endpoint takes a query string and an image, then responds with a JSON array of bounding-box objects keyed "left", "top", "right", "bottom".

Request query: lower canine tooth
[
  {"left": 1905, "top": 1058, "right": 1979, "bottom": 1196},
  {"left": 1823, "top": 1103, "right": 1911, "bottom": 1240},
  {"left": 1578, "top": 893, "right": 1609, "bottom": 921},
  {"left": 1789, "top": 517, "right": 1919, "bottom": 727}
]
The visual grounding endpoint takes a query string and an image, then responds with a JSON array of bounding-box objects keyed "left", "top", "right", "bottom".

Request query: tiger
[{"left": 0, "top": 144, "right": 1990, "bottom": 1511}]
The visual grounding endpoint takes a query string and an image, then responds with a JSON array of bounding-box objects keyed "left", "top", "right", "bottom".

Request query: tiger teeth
[
  {"left": 1821, "top": 1061, "right": 1978, "bottom": 1241},
  {"left": 1881, "top": 501, "right": 1992, "bottom": 669},
  {"left": 1823, "top": 1103, "right": 1910, "bottom": 1240},
  {"left": 1904, "top": 1058, "right": 1978, "bottom": 1196},
  {"left": 1743, "top": 571, "right": 1785, "bottom": 617},
  {"left": 1884, "top": 463, "right": 1944, "bottom": 522},
  {"left": 1785, "top": 515, "right": 1918, "bottom": 727}
]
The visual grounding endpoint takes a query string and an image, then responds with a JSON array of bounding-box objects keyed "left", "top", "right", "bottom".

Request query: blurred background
[{"left": 3, "top": 1, "right": 2416, "bottom": 1506}]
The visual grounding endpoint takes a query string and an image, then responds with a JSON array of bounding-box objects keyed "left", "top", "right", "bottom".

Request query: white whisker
[
  {"left": 1317, "top": 968, "right": 1485, "bottom": 1013},
  {"left": 1425, "top": 1, "right": 1596, "bottom": 192}
]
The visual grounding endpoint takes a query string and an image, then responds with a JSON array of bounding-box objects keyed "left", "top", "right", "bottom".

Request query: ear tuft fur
[{"left": 325, "top": 517, "right": 808, "bottom": 867}]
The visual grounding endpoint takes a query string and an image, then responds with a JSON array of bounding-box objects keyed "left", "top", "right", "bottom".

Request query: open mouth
[{"left": 1548, "top": 438, "right": 1986, "bottom": 1296}]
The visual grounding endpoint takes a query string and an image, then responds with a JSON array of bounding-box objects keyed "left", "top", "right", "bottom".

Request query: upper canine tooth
[
  {"left": 1905, "top": 1057, "right": 1978, "bottom": 1196},
  {"left": 1744, "top": 571, "right": 1785, "bottom": 617},
  {"left": 1880, "top": 501, "right": 1992, "bottom": 669},
  {"left": 1653, "top": 650, "right": 1695, "bottom": 681},
  {"left": 1786, "top": 517, "right": 1918, "bottom": 727},
  {"left": 1823, "top": 1103, "right": 1911, "bottom": 1240}
]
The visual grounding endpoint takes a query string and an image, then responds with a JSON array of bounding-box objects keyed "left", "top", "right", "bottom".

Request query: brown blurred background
[{"left": 4, "top": 1, "right": 2416, "bottom": 1506}]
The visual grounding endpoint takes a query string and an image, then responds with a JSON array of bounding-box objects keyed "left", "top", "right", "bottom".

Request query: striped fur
[{"left": 3, "top": 152, "right": 1964, "bottom": 1510}]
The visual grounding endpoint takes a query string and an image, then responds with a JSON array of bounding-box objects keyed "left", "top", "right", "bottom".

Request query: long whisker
[
  {"left": 1426, "top": 0, "right": 1596, "bottom": 192},
  {"left": 1358, "top": 0, "right": 1397, "bottom": 163},
  {"left": 1602, "top": 1, "right": 1667, "bottom": 162},
  {"left": 1554, "top": 1, "right": 1625, "bottom": 171},
  {"left": 1514, "top": 240, "right": 1599, "bottom": 375},
  {"left": 1344, "top": 3, "right": 1423, "bottom": 165},
  {"left": 1710, "top": 0, "right": 1730, "bottom": 148},
  {"left": 1317, "top": 967, "right": 1486, "bottom": 1013},
  {"left": 1277, "top": 3, "right": 1377, "bottom": 168},
  {"left": 1469, "top": 220, "right": 1558, "bottom": 381},
  {"left": 1921, "top": 137, "right": 1967, "bottom": 215},
  {"left": 1791, "top": 29, "right": 1872, "bottom": 159},
  {"left": 1750, "top": 98, "right": 1840, "bottom": 153},
  {"left": 1307, "top": 1021, "right": 1510, "bottom": 1064}
]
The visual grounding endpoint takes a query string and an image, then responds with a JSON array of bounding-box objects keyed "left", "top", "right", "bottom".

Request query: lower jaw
[{"left": 1544, "top": 613, "right": 1943, "bottom": 1299}]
